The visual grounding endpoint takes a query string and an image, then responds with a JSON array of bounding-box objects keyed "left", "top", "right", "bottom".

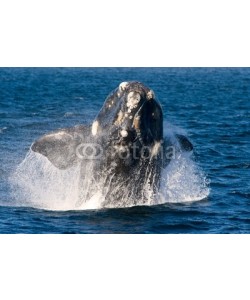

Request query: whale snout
[
  {"left": 91, "top": 81, "right": 163, "bottom": 145},
  {"left": 116, "top": 82, "right": 159, "bottom": 123},
  {"left": 116, "top": 82, "right": 163, "bottom": 144},
  {"left": 118, "top": 81, "right": 155, "bottom": 102}
]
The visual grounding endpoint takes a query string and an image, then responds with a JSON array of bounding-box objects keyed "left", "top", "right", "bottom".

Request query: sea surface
[{"left": 0, "top": 68, "right": 249, "bottom": 233}]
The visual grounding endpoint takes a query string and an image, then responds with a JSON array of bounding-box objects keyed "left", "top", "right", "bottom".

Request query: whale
[{"left": 31, "top": 81, "right": 193, "bottom": 207}]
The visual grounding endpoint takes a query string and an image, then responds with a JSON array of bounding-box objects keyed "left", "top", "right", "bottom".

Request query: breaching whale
[{"left": 31, "top": 81, "right": 193, "bottom": 207}]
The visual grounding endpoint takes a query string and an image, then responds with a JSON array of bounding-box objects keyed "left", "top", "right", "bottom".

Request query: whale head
[
  {"left": 92, "top": 81, "right": 163, "bottom": 150},
  {"left": 32, "top": 82, "right": 164, "bottom": 170}
]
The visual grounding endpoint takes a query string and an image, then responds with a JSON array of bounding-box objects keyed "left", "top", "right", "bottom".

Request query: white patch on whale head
[
  {"left": 147, "top": 90, "right": 155, "bottom": 100},
  {"left": 91, "top": 120, "right": 99, "bottom": 136},
  {"left": 118, "top": 82, "right": 129, "bottom": 97},
  {"left": 119, "top": 82, "right": 129, "bottom": 91},
  {"left": 120, "top": 130, "right": 128, "bottom": 137},
  {"left": 126, "top": 92, "right": 141, "bottom": 109}
]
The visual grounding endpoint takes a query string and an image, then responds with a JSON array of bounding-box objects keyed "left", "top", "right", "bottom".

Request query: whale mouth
[{"left": 92, "top": 81, "right": 163, "bottom": 146}]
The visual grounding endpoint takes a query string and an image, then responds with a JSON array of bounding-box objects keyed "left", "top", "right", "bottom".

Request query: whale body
[{"left": 32, "top": 82, "right": 193, "bottom": 207}]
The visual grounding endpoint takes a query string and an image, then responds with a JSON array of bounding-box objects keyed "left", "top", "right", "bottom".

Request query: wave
[{"left": 0, "top": 127, "right": 7, "bottom": 134}]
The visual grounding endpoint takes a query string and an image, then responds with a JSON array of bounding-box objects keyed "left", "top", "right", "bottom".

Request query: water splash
[
  {"left": 10, "top": 127, "right": 210, "bottom": 211},
  {"left": 11, "top": 151, "right": 82, "bottom": 210},
  {"left": 159, "top": 152, "right": 210, "bottom": 204}
]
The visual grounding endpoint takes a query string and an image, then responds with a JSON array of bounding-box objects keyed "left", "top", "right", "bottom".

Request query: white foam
[
  {"left": 158, "top": 152, "right": 210, "bottom": 204},
  {"left": 10, "top": 124, "right": 210, "bottom": 211},
  {"left": 11, "top": 151, "right": 81, "bottom": 211}
]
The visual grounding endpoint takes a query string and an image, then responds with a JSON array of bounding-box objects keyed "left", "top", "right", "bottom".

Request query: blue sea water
[{"left": 0, "top": 68, "right": 249, "bottom": 233}]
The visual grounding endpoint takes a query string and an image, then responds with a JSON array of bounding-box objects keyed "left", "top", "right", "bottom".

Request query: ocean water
[{"left": 0, "top": 67, "right": 249, "bottom": 233}]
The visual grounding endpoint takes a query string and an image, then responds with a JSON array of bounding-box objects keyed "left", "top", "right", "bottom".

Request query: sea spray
[
  {"left": 11, "top": 150, "right": 81, "bottom": 210},
  {"left": 11, "top": 151, "right": 209, "bottom": 210},
  {"left": 11, "top": 127, "right": 210, "bottom": 210},
  {"left": 159, "top": 152, "right": 210, "bottom": 204}
]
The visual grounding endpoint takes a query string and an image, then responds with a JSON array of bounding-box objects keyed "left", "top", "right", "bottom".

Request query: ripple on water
[{"left": 0, "top": 127, "right": 8, "bottom": 134}]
